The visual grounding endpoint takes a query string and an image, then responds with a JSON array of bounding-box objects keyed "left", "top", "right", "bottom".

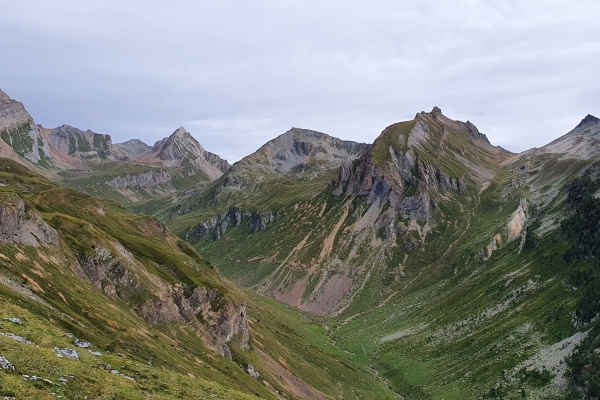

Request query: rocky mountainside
[
  {"left": 0, "top": 89, "right": 51, "bottom": 166},
  {"left": 240, "top": 127, "right": 369, "bottom": 173},
  {"left": 4, "top": 84, "right": 600, "bottom": 398},
  {"left": 42, "top": 124, "right": 119, "bottom": 162},
  {"left": 144, "top": 127, "right": 230, "bottom": 178},
  {"left": 138, "top": 127, "right": 370, "bottom": 238},
  {"left": 0, "top": 88, "right": 231, "bottom": 205},
  {"left": 0, "top": 158, "right": 391, "bottom": 399},
  {"left": 529, "top": 113, "right": 600, "bottom": 158},
  {"left": 148, "top": 108, "right": 600, "bottom": 398}
]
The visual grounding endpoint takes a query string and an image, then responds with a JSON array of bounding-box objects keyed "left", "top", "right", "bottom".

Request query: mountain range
[{"left": 1, "top": 86, "right": 600, "bottom": 399}]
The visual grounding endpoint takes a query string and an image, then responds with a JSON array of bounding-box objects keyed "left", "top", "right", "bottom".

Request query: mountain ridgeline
[
  {"left": 0, "top": 88, "right": 231, "bottom": 205},
  {"left": 2, "top": 86, "right": 600, "bottom": 399}
]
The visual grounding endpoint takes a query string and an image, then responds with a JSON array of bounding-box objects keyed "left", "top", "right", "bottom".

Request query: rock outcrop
[
  {"left": 77, "top": 244, "right": 249, "bottom": 357},
  {"left": 186, "top": 208, "right": 279, "bottom": 241},
  {"left": 507, "top": 198, "right": 529, "bottom": 242},
  {"left": 0, "top": 194, "right": 58, "bottom": 247},
  {"left": 0, "top": 88, "right": 51, "bottom": 164},
  {"left": 106, "top": 170, "right": 175, "bottom": 188}
]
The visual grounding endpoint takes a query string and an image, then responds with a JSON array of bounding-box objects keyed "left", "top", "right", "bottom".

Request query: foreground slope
[{"left": 0, "top": 158, "right": 395, "bottom": 399}]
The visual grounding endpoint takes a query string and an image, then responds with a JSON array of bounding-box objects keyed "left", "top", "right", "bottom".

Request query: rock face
[
  {"left": 45, "top": 125, "right": 115, "bottom": 161},
  {"left": 106, "top": 170, "right": 175, "bottom": 188},
  {"left": 332, "top": 112, "right": 468, "bottom": 224},
  {"left": 0, "top": 88, "right": 51, "bottom": 164},
  {"left": 0, "top": 194, "right": 58, "bottom": 247},
  {"left": 507, "top": 198, "right": 529, "bottom": 241},
  {"left": 186, "top": 208, "right": 279, "bottom": 241},
  {"left": 77, "top": 244, "right": 249, "bottom": 357},
  {"left": 147, "top": 127, "right": 230, "bottom": 179},
  {"left": 0, "top": 355, "right": 15, "bottom": 371}
]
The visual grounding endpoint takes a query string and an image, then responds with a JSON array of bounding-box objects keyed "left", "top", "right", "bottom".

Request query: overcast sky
[{"left": 1, "top": 1, "right": 598, "bottom": 162}]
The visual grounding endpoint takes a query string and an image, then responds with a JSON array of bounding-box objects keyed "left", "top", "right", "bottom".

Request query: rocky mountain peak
[
  {"left": 112, "top": 138, "right": 152, "bottom": 159},
  {"left": 45, "top": 124, "right": 113, "bottom": 161},
  {"left": 0, "top": 88, "right": 12, "bottom": 105},
  {"left": 0, "top": 89, "right": 52, "bottom": 164},
  {"left": 564, "top": 113, "right": 600, "bottom": 138},
  {"left": 172, "top": 126, "right": 193, "bottom": 139},
  {"left": 431, "top": 106, "right": 443, "bottom": 116},
  {"left": 242, "top": 127, "right": 369, "bottom": 174},
  {"left": 152, "top": 127, "right": 205, "bottom": 157},
  {"left": 147, "top": 127, "right": 230, "bottom": 178}
]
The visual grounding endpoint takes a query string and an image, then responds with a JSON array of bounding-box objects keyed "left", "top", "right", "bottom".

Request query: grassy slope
[
  {"left": 58, "top": 160, "right": 212, "bottom": 206},
  {"left": 189, "top": 157, "right": 589, "bottom": 398},
  {"left": 135, "top": 160, "right": 340, "bottom": 236},
  {"left": 0, "top": 158, "right": 395, "bottom": 399}
]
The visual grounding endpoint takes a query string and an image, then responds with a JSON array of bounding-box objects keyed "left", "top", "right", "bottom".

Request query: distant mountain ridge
[
  {"left": 3, "top": 85, "right": 600, "bottom": 398},
  {"left": 0, "top": 88, "right": 231, "bottom": 203}
]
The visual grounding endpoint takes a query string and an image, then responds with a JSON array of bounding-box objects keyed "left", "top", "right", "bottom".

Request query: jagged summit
[
  {"left": 414, "top": 107, "right": 491, "bottom": 144},
  {"left": 580, "top": 113, "right": 599, "bottom": 125},
  {"left": 146, "top": 127, "right": 230, "bottom": 179},
  {"left": 151, "top": 127, "right": 207, "bottom": 160}
]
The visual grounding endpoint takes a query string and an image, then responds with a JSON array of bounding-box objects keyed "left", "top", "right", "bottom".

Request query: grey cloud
[{"left": 0, "top": 0, "right": 598, "bottom": 162}]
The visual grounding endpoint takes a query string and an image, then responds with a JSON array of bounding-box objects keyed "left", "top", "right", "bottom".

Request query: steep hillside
[
  {"left": 161, "top": 110, "right": 600, "bottom": 398},
  {"left": 186, "top": 108, "right": 512, "bottom": 314},
  {"left": 0, "top": 158, "right": 395, "bottom": 399}
]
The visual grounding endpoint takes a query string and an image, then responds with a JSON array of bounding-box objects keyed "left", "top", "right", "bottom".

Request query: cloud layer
[{"left": 1, "top": 1, "right": 598, "bottom": 162}]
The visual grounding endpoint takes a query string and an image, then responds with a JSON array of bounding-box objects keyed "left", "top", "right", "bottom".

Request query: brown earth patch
[{"left": 257, "top": 349, "right": 328, "bottom": 400}]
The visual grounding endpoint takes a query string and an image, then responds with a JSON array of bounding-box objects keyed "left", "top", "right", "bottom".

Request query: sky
[{"left": 1, "top": 1, "right": 599, "bottom": 163}]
